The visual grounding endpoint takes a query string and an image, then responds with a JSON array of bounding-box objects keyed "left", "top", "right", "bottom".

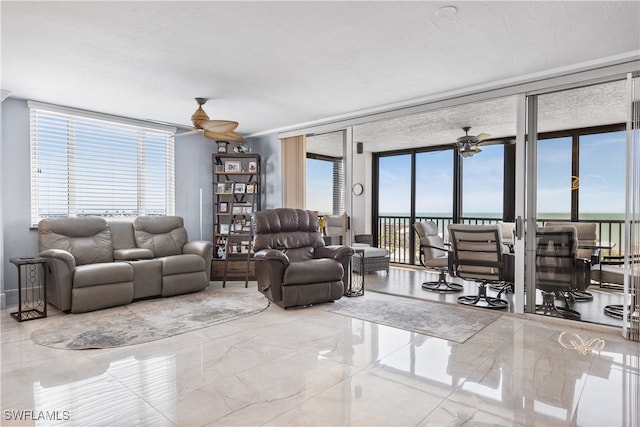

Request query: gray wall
[
  {"left": 245, "top": 133, "right": 282, "bottom": 210},
  {"left": 0, "top": 98, "right": 221, "bottom": 307}
]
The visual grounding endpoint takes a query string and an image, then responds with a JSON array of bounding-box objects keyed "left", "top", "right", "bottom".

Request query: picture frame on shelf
[
  {"left": 216, "top": 182, "right": 233, "bottom": 194},
  {"left": 234, "top": 183, "right": 246, "bottom": 193},
  {"left": 248, "top": 161, "right": 257, "bottom": 173},
  {"left": 246, "top": 184, "right": 255, "bottom": 194},
  {"left": 214, "top": 164, "right": 224, "bottom": 173},
  {"left": 219, "top": 224, "right": 230, "bottom": 234},
  {"left": 224, "top": 161, "right": 241, "bottom": 173},
  {"left": 219, "top": 202, "right": 228, "bottom": 213}
]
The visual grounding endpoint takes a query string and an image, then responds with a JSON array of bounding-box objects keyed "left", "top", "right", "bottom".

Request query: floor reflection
[
  {"left": 365, "top": 264, "right": 626, "bottom": 327},
  {"left": 1, "top": 280, "right": 638, "bottom": 426}
]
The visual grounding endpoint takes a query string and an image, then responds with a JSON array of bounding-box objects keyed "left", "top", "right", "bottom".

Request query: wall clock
[{"left": 352, "top": 183, "right": 364, "bottom": 196}]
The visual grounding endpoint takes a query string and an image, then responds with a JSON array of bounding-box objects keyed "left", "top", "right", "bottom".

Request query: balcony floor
[{"left": 364, "top": 264, "right": 626, "bottom": 329}]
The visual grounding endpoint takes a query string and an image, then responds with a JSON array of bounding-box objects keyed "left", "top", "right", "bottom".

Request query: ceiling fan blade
[
  {"left": 199, "top": 120, "right": 239, "bottom": 132},
  {"left": 475, "top": 132, "right": 491, "bottom": 142},
  {"left": 203, "top": 129, "right": 244, "bottom": 141}
]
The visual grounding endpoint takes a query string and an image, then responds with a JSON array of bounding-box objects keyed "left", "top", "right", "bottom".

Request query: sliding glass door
[{"left": 526, "top": 79, "right": 629, "bottom": 328}]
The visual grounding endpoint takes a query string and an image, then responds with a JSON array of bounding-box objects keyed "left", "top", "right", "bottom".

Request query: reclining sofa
[{"left": 38, "top": 216, "right": 213, "bottom": 313}]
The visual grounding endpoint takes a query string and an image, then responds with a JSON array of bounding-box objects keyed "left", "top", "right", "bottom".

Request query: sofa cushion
[
  {"left": 283, "top": 258, "right": 343, "bottom": 285},
  {"left": 133, "top": 216, "right": 188, "bottom": 257},
  {"left": 73, "top": 262, "right": 133, "bottom": 288},
  {"left": 39, "top": 217, "right": 113, "bottom": 265},
  {"left": 160, "top": 254, "right": 206, "bottom": 276}
]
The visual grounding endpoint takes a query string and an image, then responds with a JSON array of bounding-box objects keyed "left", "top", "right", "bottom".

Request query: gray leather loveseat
[{"left": 38, "top": 216, "right": 213, "bottom": 313}]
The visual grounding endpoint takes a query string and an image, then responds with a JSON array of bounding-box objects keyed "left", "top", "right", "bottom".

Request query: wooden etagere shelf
[{"left": 212, "top": 153, "right": 261, "bottom": 286}]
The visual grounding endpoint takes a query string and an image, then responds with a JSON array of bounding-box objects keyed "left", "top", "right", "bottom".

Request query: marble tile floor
[{"left": 1, "top": 277, "right": 638, "bottom": 427}]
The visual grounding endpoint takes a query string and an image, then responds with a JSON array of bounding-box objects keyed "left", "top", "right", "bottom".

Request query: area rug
[
  {"left": 322, "top": 292, "right": 502, "bottom": 343},
  {"left": 31, "top": 287, "right": 269, "bottom": 350}
]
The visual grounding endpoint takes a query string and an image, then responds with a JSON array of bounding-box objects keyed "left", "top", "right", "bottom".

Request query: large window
[
  {"left": 305, "top": 154, "right": 344, "bottom": 215},
  {"left": 537, "top": 137, "right": 572, "bottom": 220},
  {"left": 578, "top": 131, "right": 626, "bottom": 220},
  {"left": 415, "top": 150, "right": 454, "bottom": 217},
  {"left": 378, "top": 154, "right": 412, "bottom": 218},
  {"left": 30, "top": 105, "right": 175, "bottom": 226},
  {"left": 462, "top": 144, "right": 504, "bottom": 219}
]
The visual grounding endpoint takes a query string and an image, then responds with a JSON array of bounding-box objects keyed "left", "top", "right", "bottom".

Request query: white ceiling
[
  {"left": 307, "top": 80, "right": 629, "bottom": 156},
  {"left": 2, "top": 1, "right": 639, "bottom": 140}
]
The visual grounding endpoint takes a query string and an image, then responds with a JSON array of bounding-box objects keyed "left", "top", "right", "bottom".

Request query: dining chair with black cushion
[
  {"left": 535, "top": 225, "right": 586, "bottom": 320},
  {"left": 448, "top": 224, "right": 512, "bottom": 309},
  {"left": 413, "top": 221, "right": 462, "bottom": 293},
  {"left": 544, "top": 221, "right": 596, "bottom": 302},
  {"left": 251, "top": 208, "right": 354, "bottom": 309}
]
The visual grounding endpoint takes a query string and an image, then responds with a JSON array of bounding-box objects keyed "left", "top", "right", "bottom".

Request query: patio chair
[
  {"left": 323, "top": 213, "right": 348, "bottom": 245},
  {"left": 448, "top": 224, "right": 512, "bottom": 309},
  {"left": 535, "top": 225, "right": 585, "bottom": 320},
  {"left": 544, "top": 221, "right": 597, "bottom": 302},
  {"left": 413, "top": 221, "right": 462, "bottom": 293},
  {"left": 591, "top": 254, "right": 640, "bottom": 318}
]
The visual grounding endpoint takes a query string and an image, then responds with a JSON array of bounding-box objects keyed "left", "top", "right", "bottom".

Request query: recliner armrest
[
  {"left": 183, "top": 240, "right": 214, "bottom": 258},
  {"left": 314, "top": 245, "right": 354, "bottom": 261},
  {"left": 40, "top": 248, "right": 76, "bottom": 271},
  {"left": 39, "top": 248, "right": 76, "bottom": 312},
  {"left": 254, "top": 248, "right": 290, "bottom": 267}
]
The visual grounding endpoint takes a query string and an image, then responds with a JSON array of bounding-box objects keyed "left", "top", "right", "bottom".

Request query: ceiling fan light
[{"left": 459, "top": 142, "right": 481, "bottom": 158}]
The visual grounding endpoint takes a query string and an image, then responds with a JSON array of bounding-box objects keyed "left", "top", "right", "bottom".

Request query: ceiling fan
[
  {"left": 176, "top": 98, "right": 243, "bottom": 141},
  {"left": 455, "top": 126, "right": 490, "bottom": 158}
]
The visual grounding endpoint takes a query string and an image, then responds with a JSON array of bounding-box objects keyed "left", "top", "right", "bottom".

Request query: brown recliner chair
[{"left": 251, "top": 208, "right": 354, "bottom": 309}]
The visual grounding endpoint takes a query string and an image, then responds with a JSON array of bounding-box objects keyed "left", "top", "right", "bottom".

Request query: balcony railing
[{"left": 377, "top": 215, "right": 626, "bottom": 265}]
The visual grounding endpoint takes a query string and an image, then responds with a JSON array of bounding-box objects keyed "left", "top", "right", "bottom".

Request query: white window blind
[{"left": 30, "top": 105, "right": 175, "bottom": 226}]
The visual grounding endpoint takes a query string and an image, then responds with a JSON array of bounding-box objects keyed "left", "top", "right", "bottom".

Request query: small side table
[
  {"left": 9, "top": 257, "right": 47, "bottom": 321},
  {"left": 345, "top": 249, "right": 365, "bottom": 297}
]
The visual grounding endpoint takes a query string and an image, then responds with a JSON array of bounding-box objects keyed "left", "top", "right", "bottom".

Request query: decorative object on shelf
[
  {"left": 217, "top": 245, "right": 226, "bottom": 259},
  {"left": 234, "top": 143, "right": 251, "bottom": 154},
  {"left": 248, "top": 161, "right": 257, "bottom": 172},
  {"left": 318, "top": 216, "right": 327, "bottom": 235},
  {"left": 352, "top": 183, "right": 364, "bottom": 196},
  {"left": 217, "top": 141, "right": 229, "bottom": 153}
]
